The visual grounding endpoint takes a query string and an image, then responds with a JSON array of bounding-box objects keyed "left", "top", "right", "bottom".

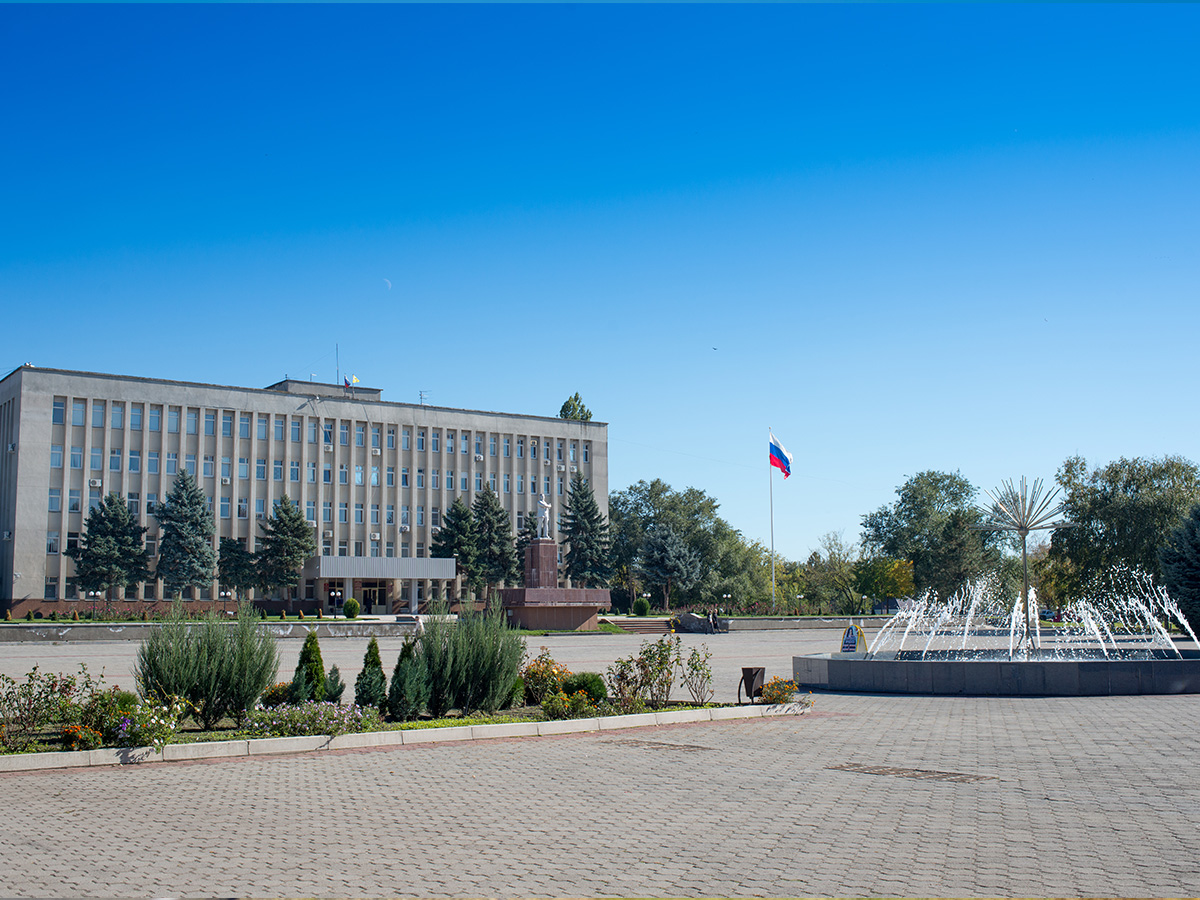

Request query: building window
[
  {"left": 308, "top": 461, "right": 317, "bottom": 483},
  {"left": 90, "top": 447, "right": 102, "bottom": 471},
  {"left": 221, "top": 457, "right": 231, "bottom": 479},
  {"left": 401, "top": 542, "right": 410, "bottom": 558},
  {"left": 256, "top": 417, "right": 267, "bottom": 441},
  {"left": 340, "top": 422, "right": 349, "bottom": 445},
  {"left": 517, "top": 437, "right": 524, "bottom": 458},
  {"left": 417, "top": 468, "right": 424, "bottom": 489},
  {"left": 109, "top": 448, "right": 120, "bottom": 471},
  {"left": 339, "top": 464, "right": 348, "bottom": 485},
  {"left": 370, "top": 540, "right": 380, "bottom": 558},
  {"left": 475, "top": 472, "right": 483, "bottom": 491},
  {"left": 386, "top": 504, "right": 394, "bottom": 525},
  {"left": 386, "top": 541, "right": 394, "bottom": 558},
  {"left": 128, "top": 450, "right": 140, "bottom": 473},
  {"left": 50, "top": 445, "right": 63, "bottom": 468},
  {"left": 504, "top": 437, "right": 511, "bottom": 458},
  {"left": 372, "top": 425, "right": 381, "bottom": 448},
  {"left": 185, "top": 409, "right": 198, "bottom": 435},
  {"left": 72, "top": 399, "right": 86, "bottom": 426},
  {"left": 403, "top": 429, "right": 411, "bottom": 451},
  {"left": 323, "top": 463, "right": 332, "bottom": 484},
  {"left": 370, "top": 503, "right": 380, "bottom": 525},
  {"left": 166, "top": 453, "right": 177, "bottom": 475},
  {"left": 356, "top": 424, "right": 365, "bottom": 447},
  {"left": 205, "top": 411, "right": 216, "bottom": 435},
  {"left": 146, "top": 493, "right": 156, "bottom": 515},
  {"left": 531, "top": 439, "right": 538, "bottom": 459},
  {"left": 431, "top": 431, "right": 440, "bottom": 453},
  {"left": 557, "top": 440, "right": 564, "bottom": 461},
  {"left": 89, "top": 487, "right": 100, "bottom": 511},
  {"left": 239, "top": 458, "right": 249, "bottom": 480},
  {"left": 275, "top": 418, "right": 285, "bottom": 441},
  {"left": 203, "top": 455, "right": 214, "bottom": 478},
  {"left": 323, "top": 421, "right": 334, "bottom": 444},
  {"left": 68, "top": 489, "right": 81, "bottom": 512},
  {"left": 354, "top": 503, "right": 364, "bottom": 524},
  {"left": 445, "top": 470, "right": 454, "bottom": 492},
  {"left": 115, "top": 404, "right": 130, "bottom": 429},
  {"left": 417, "top": 506, "right": 424, "bottom": 527},
  {"left": 401, "top": 467, "right": 409, "bottom": 487},
  {"left": 431, "top": 507, "right": 440, "bottom": 529},
  {"left": 290, "top": 461, "right": 300, "bottom": 482},
  {"left": 67, "top": 531, "right": 79, "bottom": 552},
  {"left": 339, "top": 503, "right": 348, "bottom": 523},
  {"left": 127, "top": 493, "right": 139, "bottom": 516},
  {"left": 570, "top": 442, "right": 577, "bottom": 463},
  {"left": 354, "top": 540, "right": 364, "bottom": 557},
  {"left": 544, "top": 476, "right": 551, "bottom": 496},
  {"left": 71, "top": 446, "right": 84, "bottom": 469},
  {"left": 256, "top": 498, "right": 266, "bottom": 520},
  {"left": 386, "top": 466, "right": 395, "bottom": 487},
  {"left": 338, "top": 540, "right": 348, "bottom": 557},
  {"left": 45, "top": 576, "right": 58, "bottom": 600},
  {"left": 92, "top": 402, "right": 105, "bottom": 428},
  {"left": 387, "top": 427, "right": 395, "bottom": 449},
  {"left": 167, "top": 408, "right": 180, "bottom": 434},
  {"left": 490, "top": 436, "right": 497, "bottom": 457},
  {"left": 220, "top": 496, "right": 231, "bottom": 519},
  {"left": 431, "top": 469, "right": 439, "bottom": 489},
  {"left": 273, "top": 460, "right": 283, "bottom": 481},
  {"left": 417, "top": 431, "right": 425, "bottom": 451},
  {"left": 323, "top": 501, "right": 332, "bottom": 522},
  {"left": 309, "top": 421, "right": 318, "bottom": 443},
  {"left": 416, "top": 542, "right": 425, "bottom": 558},
  {"left": 461, "top": 433, "right": 469, "bottom": 455},
  {"left": 517, "top": 475, "right": 524, "bottom": 494},
  {"left": 292, "top": 419, "right": 302, "bottom": 442},
  {"left": 531, "top": 476, "right": 537, "bottom": 494},
  {"left": 52, "top": 398, "right": 65, "bottom": 424},
  {"left": 475, "top": 436, "right": 483, "bottom": 456},
  {"left": 237, "top": 498, "right": 248, "bottom": 519},
  {"left": 149, "top": 406, "right": 161, "bottom": 432},
  {"left": 48, "top": 488, "right": 61, "bottom": 512},
  {"left": 185, "top": 454, "right": 196, "bottom": 476},
  {"left": 370, "top": 465, "right": 379, "bottom": 486},
  {"left": 355, "top": 465, "right": 363, "bottom": 485},
  {"left": 306, "top": 500, "right": 316, "bottom": 522},
  {"left": 149, "top": 451, "right": 160, "bottom": 475},
  {"left": 222, "top": 412, "right": 233, "bottom": 436},
  {"left": 583, "top": 443, "right": 590, "bottom": 463},
  {"left": 462, "top": 474, "right": 469, "bottom": 491},
  {"left": 238, "top": 414, "right": 250, "bottom": 439},
  {"left": 504, "top": 474, "right": 510, "bottom": 493},
  {"left": 489, "top": 473, "right": 496, "bottom": 491},
  {"left": 401, "top": 505, "right": 410, "bottom": 526}
]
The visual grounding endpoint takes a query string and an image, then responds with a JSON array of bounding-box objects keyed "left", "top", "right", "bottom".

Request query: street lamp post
[
  {"left": 329, "top": 588, "right": 343, "bottom": 616},
  {"left": 218, "top": 588, "right": 233, "bottom": 615},
  {"left": 86, "top": 589, "right": 102, "bottom": 621}
]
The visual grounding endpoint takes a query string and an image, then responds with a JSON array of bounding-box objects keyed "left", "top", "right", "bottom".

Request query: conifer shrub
[
  {"left": 343, "top": 597, "right": 360, "bottom": 619},
  {"left": 505, "top": 675, "right": 525, "bottom": 709},
  {"left": 324, "top": 665, "right": 345, "bottom": 704},
  {"left": 354, "top": 637, "right": 388, "bottom": 711},
  {"left": 562, "top": 671, "right": 607, "bottom": 703},
  {"left": 294, "top": 631, "right": 326, "bottom": 701},
  {"left": 632, "top": 597, "right": 651, "bottom": 617},
  {"left": 297, "top": 609, "right": 305, "bottom": 620},
  {"left": 279, "top": 610, "right": 287, "bottom": 620},
  {"left": 451, "top": 603, "right": 525, "bottom": 715},
  {"left": 388, "top": 639, "right": 429, "bottom": 721}
]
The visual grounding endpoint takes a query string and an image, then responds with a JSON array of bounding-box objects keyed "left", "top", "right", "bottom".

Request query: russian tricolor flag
[{"left": 769, "top": 432, "right": 792, "bottom": 479}]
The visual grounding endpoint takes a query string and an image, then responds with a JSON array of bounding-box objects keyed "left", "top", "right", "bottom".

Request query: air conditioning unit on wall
[
  {"left": 324, "top": 444, "right": 334, "bottom": 453},
  {"left": 369, "top": 532, "right": 380, "bottom": 541},
  {"left": 323, "top": 530, "right": 334, "bottom": 538},
  {"left": 399, "top": 524, "right": 410, "bottom": 533},
  {"left": 474, "top": 454, "right": 484, "bottom": 462},
  {"left": 88, "top": 479, "right": 102, "bottom": 488}
]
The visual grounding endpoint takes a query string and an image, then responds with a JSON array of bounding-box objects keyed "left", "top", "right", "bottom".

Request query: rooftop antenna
[{"left": 419, "top": 390, "right": 430, "bottom": 406}]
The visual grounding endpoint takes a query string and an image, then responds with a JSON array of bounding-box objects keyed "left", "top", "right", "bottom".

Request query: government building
[{"left": 0, "top": 365, "right": 607, "bottom": 618}]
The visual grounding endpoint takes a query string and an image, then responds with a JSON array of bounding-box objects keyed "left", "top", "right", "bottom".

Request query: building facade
[{"left": 0, "top": 366, "right": 607, "bottom": 617}]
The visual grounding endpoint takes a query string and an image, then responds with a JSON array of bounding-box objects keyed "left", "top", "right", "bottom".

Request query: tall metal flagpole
[{"left": 769, "top": 427, "right": 776, "bottom": 612}]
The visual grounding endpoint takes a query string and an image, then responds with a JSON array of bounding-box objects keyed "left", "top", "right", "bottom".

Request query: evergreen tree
[
  {"left": 472, "top": 488, "right": 518, "bottom": 597},
  {"left": 293, "top": 630, "right": 326, "bottom": 701},
  {"left": 562, "top": 473, "right": 611, "bottom": 588},
  {"left": 218, "top": 537, "right": 257, "bottom": 600},
  {"left": 155, "top": 470, "right": 216, "bottom": 597},
  {"left": 255, "top": 495, "right": 316, "bottom": 597},
  {"left": 432, "top": 497, "right": 479, "bottom": 598},
  {"left": 388, "top": 639, "right": 429, "bottom": 721},
  {"left": 638, "top": 525, "right": 701, "bottom": 611},
  {"left": 515, "top": 509, "right": 540, "bottom": 584},
  {"left": 68, "top": 491, "right": 149, "bottom": 601},
  {"left": 1160, "top": 504, "right": 1200, "bottom": 632},
  {"left": 354, "top": 636, "right": 388, "bottom": 711},
  {"left": 558, "top": 392, "right": 593, "bottom": 421}
]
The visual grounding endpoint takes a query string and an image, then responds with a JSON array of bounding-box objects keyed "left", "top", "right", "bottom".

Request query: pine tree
[
  {"left": 562, "top": 473, "right": 611, "bottom": 588},
  {"left": 558, "top": 392, "right": 593, "bottom": 421},
  {"left": 255, "top": 495, "right": 316, "bottom": 597},
  {"left": 218, "top": 537, "right": 257, "bottom": 600},
  {"left": 1161, "top": 503, "right": 1200, "bottom": 632},
  {"left": 68, "top": 491, "right": 149, "bottom": 601},
  {"left": 638, "top": 525, "right": 701, "bottom": 611},
  {"left": 432, "top": 497, "right": 479, "bottom": 598},
  {"left": 155, "top": 470, "right": 216, "bottom": 597},
  {"left": 472, "top": 488, "right": 518, "bottom": 598}
]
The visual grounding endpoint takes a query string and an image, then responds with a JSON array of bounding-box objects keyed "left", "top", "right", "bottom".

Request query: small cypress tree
[
  {"left": 354, "top": 636, "right": 388, "bottom": 711},
  {"left": 388, "top": 639, "right": 430, "bottom": 721},
  {"left": 323, "top": 665, "right": 346, "bottom": 704},
  {"left": 293, "top": 631, "right": 326, "bottom": 701}
]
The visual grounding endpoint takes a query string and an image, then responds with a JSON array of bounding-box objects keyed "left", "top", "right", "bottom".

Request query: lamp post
[
  {"left": 218, "top": 588, "right": 233, "bottom": 615},
  {"left": 329, "top": 588, "right": 343, "bottom": 616},
  {"left": 721, "top": 592, "right": 731, "bottom": 616},
  {"left": 797, "top": 594, "right": 804, "bottom": 616},
  {"left": 86, "top": 589, "right": 102, "bottom": 621}
]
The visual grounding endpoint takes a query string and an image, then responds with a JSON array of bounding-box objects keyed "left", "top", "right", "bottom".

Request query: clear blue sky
[{"left": 3, "top": 5, "right": 1198, "bottom": 561}]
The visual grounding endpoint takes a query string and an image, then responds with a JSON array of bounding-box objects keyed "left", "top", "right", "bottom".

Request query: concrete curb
[{"left": 0, "top": 704, "right": 803, "bottom": 773}]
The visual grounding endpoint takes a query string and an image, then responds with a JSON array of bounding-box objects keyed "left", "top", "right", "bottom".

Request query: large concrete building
[{"left": 0, "top": 365, "right": 607, "bottom": 618}]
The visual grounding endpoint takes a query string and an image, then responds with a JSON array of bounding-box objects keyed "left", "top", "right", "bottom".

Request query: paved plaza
[{"left": 3, "top": 631, "right": 1200, "bottom": 897}]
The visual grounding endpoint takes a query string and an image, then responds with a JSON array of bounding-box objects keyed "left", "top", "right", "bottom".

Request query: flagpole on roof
[{"left": 769, "top": 427, "right": 776, "bottom": 614}]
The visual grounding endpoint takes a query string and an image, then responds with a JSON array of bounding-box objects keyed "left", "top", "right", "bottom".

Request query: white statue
[{"left": 538, "top": 493, "right": 552, "bottom": 539}]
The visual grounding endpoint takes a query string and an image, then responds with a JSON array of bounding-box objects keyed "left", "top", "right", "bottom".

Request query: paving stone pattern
[{"left": 3, "top": 692, "right": 1200, "bottom": 898}]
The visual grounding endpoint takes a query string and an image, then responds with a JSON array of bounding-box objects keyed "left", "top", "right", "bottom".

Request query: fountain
[{"left": 793, "top": 478, "right": 1200, "bottom": 696}]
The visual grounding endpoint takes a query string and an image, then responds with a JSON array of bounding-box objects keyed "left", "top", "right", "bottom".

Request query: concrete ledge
[
  {"left": 89, "top": 746, "right": 157, "bottom": 766},
  {"left": 399, "top": 725, "right": 474, "bottom": 744},
  {"left": 709, "top": 705, "right": 765, "bottom": 720},
  {"left": 537, "top": 718, "right": 601, "bottom": 735},
  {"left": 0, "top": 749, "right": 94, "bottom": 771},
  {"left": 598, "top": 712, "right": 659, "bottom": 730},
  {"left": 163, "top": 740, "right": 249, "bottom": 761},
  {"left": 471, "top": 722, "right": 542, "bottom": 740},
  {"left": 656, "top": 708, "right": 710, "bottom": 725},
  {"left": 327, "top": 731, "right": 407, "bottom": 751},
  {"left": 247, "top": 735, "right": 330, "bottom": 755}
]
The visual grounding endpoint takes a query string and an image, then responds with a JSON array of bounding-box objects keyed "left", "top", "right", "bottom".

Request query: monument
[{"left": 498, "top": 494, "right": 609, "bottom": 631}]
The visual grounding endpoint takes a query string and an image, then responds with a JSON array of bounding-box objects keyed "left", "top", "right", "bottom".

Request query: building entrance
[{"left": 360, "top": 581, "right": 387, "bottom": 614}]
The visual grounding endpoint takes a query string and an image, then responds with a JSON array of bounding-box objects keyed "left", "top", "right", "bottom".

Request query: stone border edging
[{"left": 0, "top": 704, "right": 800, "bottom": 773}]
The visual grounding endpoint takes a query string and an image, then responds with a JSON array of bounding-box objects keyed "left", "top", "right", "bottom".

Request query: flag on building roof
[
  {"left": 769, "top": 431, "right": 792, "bottom": 479},
  {"left": 344, "top": 375, "right": 360, "bottom": 388}
]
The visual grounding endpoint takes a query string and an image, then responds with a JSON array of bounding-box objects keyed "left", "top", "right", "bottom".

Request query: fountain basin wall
[{"left": 793, "top": 651, "right": 1200, "bottom": 696}]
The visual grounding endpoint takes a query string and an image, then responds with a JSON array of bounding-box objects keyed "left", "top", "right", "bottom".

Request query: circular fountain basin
[{"left": 793, "top": 649, "right": 1200, "bottom": 696}]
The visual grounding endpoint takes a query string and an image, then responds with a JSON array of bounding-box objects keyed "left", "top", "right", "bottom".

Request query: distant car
[{"left": 1040, "top": 609, "right": 1061, "bottom": 622}]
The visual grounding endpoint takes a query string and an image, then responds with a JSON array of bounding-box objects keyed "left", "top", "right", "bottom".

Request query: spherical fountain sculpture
[{"left": 794, "top": 478, "right": 1200, "bottom": 696}]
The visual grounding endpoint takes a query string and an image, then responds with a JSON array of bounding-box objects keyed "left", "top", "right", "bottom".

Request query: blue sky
[{"left": 3, "top": 5, "right": 1198, "bottom": 561}]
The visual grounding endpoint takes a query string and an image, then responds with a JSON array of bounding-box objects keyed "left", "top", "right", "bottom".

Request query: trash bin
[{"left": 739, "top": 666, "right": 765, "bottom": 704}]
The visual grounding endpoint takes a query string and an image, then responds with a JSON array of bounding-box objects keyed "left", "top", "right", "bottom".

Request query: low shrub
[
  {"left": 61, "top": 724, "right": 103, "bottom": 751},
  {"left": 112, "top": 696, "right": 189, "bottom": 751},
  {"left": 522, "top": 647, "right": 570, "bottom": 704},
  {"left": 632, "top": 597, "right": 650, "bottom": 617},
  {"left": 244, "top": 702, "right": 382, "bottom": 738},
  {"left": 540, "top": 690, "right": 568, "bottom": 720},
  {"left": 760, "top": 676, "right": 798, "bottom": 704},
  {"left": 679, "top": 646, "right": 713, "bottom": 704},
  {"left": 562, "top": 671, "right": 607, "bottom": 703},
  {"left": 343, "top": 597, "right": 360, "bottom": 619},
  {"left": 0, "top": 664, "right": 103, "bottom": 753},
  {"left": 260, "top": 682, "right": 291, "bottom": 708},
  {"left": 542, "top": 689, "right": 598, "bottom": 720}
]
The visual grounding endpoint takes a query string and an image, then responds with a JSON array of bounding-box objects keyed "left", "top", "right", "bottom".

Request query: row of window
[
  {"left": 41, "top": 570, "right": 455, "bottom": 601},
  {"left": 52, "top": 399, "right": 591, "bottom": 461}
]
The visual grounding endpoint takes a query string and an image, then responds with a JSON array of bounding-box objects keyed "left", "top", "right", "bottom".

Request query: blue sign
[{"left": 841, "top": 625, "right": 860, "bottom": 653}]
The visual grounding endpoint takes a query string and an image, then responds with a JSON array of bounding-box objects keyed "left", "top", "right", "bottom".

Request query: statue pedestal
[{"left": 500, "top": 538, "right": 606, "bottom": 631}]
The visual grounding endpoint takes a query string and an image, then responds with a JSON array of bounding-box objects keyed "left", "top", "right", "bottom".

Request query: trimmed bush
[
  {"left": 354, "top": 637, "right": 388, "bottom": 711},
  {"left": 343, "top": 597, "right": 360, "bottom": 619},
  {"left": 562, "top": 671, "right": 607, "bottom": 703},
  {"left": 324, "top": 665, "right": 345, "bottom": 704},
  {"left": 388, "top": 640, "right": 429, "bottom": 721},
  {"left": 632, "top": 597, "right": 650, "bottom": 617},
  {"left": 294, "top": 631, "right": 326, "bottom": 702}
]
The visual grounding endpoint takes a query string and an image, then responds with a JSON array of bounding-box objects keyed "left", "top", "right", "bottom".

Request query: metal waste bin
[{"left": 739, "top": 666, "right": 765, "bottom": 704}]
